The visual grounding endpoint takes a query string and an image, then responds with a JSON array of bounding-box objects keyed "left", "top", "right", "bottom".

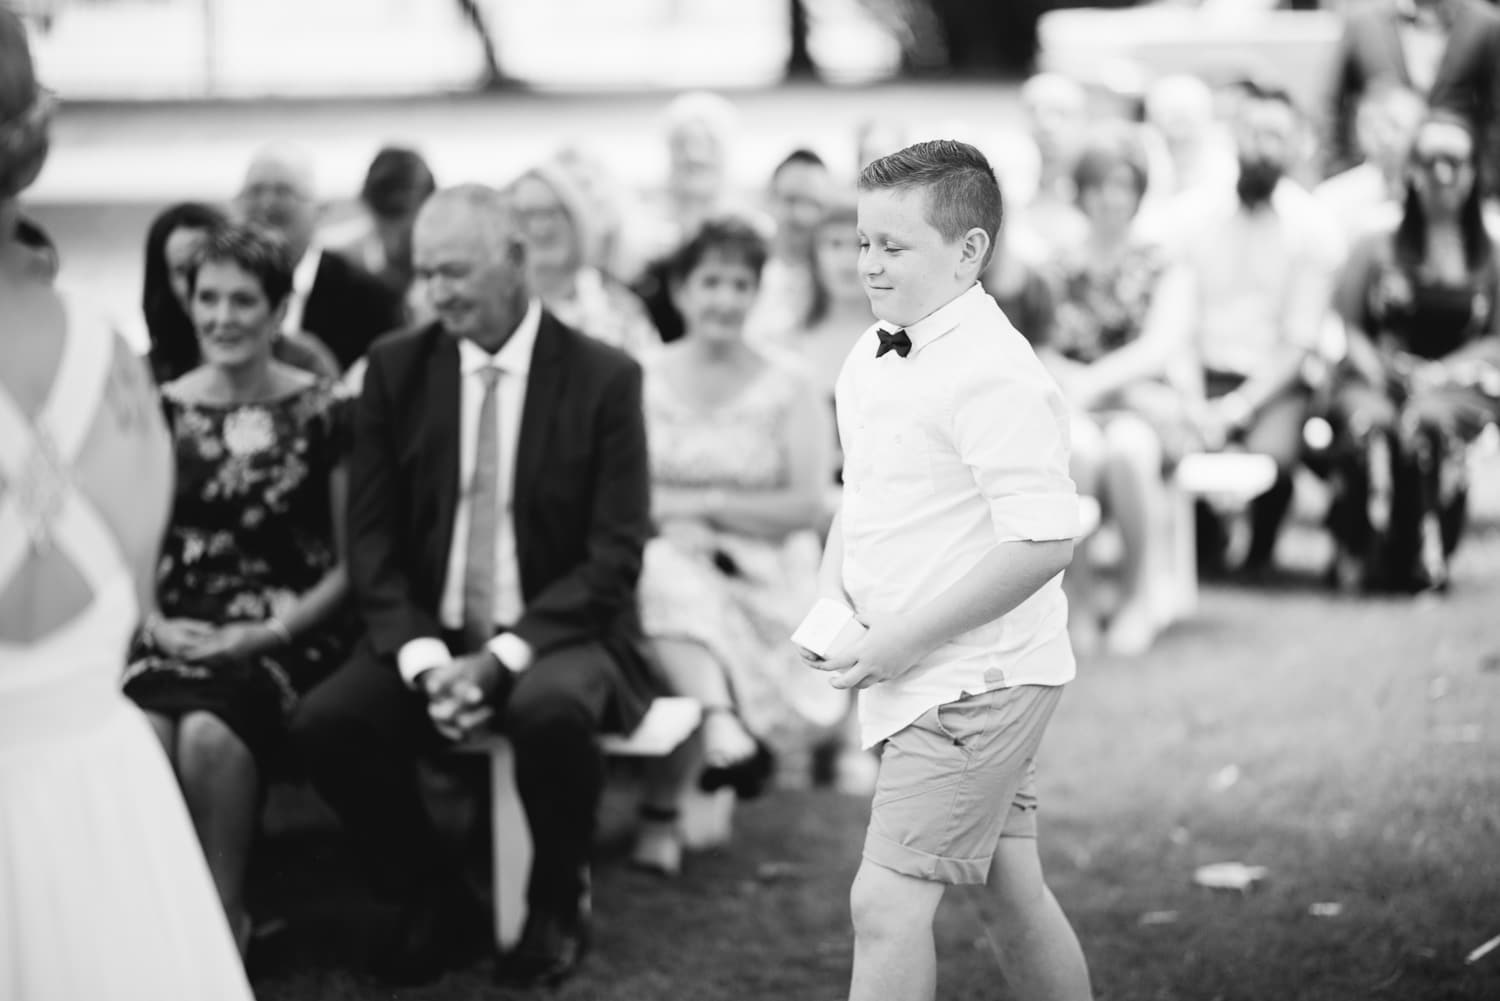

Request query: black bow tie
[{"left": 876, "top": 328, "right": 912, "bottom": 359}]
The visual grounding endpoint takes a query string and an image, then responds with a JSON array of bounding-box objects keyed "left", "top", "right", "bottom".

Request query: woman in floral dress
[
  {"left": 1040, "top": 128, "right": 1193, "bottom": 656},
  {"left": 123, "top": 222, "right": 354, "bottom": 951}
]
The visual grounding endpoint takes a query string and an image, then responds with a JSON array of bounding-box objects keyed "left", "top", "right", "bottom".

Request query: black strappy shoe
[{"left": 696, "top": 708, "right": 776, "bottom": 800}]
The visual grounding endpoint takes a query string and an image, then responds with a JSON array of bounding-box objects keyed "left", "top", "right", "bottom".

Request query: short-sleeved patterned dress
[{"left": 123, "top": 379, "right": 356, "bottom": 767}]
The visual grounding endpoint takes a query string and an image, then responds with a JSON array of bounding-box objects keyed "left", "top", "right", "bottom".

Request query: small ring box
[{"left": 791, "top": 598, "right": 868, "bottom": 659}]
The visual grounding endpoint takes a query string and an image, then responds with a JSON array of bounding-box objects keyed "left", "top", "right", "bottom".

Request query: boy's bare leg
[
  {"left": 848, "top": 860, "right": 946, "bottom": 1001},
  {"left": 986, "top": 837, "right": 1093, "bottom": 1001}
]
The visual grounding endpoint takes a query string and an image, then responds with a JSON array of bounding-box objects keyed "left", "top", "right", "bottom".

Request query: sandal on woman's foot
[
  {"left": 630, "top": 804, "right": 682, "bottom": 877},
  {"left": 697, "top": 708, "right": 775, "bottom": 800}
]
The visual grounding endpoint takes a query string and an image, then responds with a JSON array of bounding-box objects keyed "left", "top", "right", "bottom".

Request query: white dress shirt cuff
[
  {"left": 397, "top": 637, "right": 451, "bottom": 688},
  {"left": 988, "top": 493, "right": 1083, "bottom": 543},
  {"left": 487, "top": 632, "right": 534, "bottom": 672}
]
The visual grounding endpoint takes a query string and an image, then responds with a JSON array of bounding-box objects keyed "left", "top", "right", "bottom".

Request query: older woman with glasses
[
  {"left": 1328, "top": 111, "right": 1500, "bottom": 592},
  {"left": 124, "top": 222, "right": 356, "bottom": 950}
]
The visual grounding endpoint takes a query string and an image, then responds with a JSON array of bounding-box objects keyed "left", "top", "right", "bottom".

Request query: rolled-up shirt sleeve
[{"left": 951, "top": 372, "right": 1080, "bottom": 544}]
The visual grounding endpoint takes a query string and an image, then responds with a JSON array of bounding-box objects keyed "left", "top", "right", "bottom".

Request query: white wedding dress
[{"left": 0, "top": 308, "right": 254, "bottom": 1000}]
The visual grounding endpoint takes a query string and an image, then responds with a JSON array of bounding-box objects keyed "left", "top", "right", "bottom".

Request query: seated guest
[
  {"left": 291, "top": 184, "right": 663, "bottom": 989},
  {"left": 1040, "top": 130, "right": 1195, "bottom": 655},
  {"left": 1327, "top": 111, "right": 1500, "bottom": 592},
  {"left": 1317, "top": 85, "right": 1427, "bottom": 248},
  {"left": 744, "top": 148, "right": 832, "bottom": 339},
  {"left": 508, "top": 154, "right": 661, "bottom": 357},
  {"left": 1325, "top": 0, "right": 1500, "bottom": 189},
  {"left": 325, "top": 145, "right": 436, "bottom": 306},
  {"left": 766, "top": 197, "right": 874, "bottom": 403},
  {"left": 1168, "top": 81, "right": 1344, "bottom": 574},
  {"left": 628, "top": 91, "right": 762, "bottom": 342},
  {"left": 632, "top": 218, "right": 842, "bottom": 875},
  {"left": 1144, "top": 73, "right": 1238, "bottom": 199},
  {"left": 123, "top": 222, "right": 356, "bottom": 954},
  {"left": 142, "top": 202, "right": 340, "bottom": 384},
  {"left": 1014, "top": 72, "right": 1092, "bottom": 262},
  {"left": 236, "top": 143, "right": 405, "bottom": 371}
]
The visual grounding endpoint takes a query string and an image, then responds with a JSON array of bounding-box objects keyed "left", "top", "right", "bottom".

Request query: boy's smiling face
[{"left": 857, "top": 186, "right": 977, "bottom": 329}]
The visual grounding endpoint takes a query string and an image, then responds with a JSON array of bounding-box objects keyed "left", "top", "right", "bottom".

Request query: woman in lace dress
[
  {"left": 633, "top": 218, "right": 839, "bottom": 872},
  {"left": 0, "top": 12, "right": 254, "bottom": 996},
  {"left": 123, "top": 221, "right": 355, "bottom": 948}
]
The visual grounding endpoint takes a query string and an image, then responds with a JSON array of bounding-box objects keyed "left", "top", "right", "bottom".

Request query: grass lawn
[{"left": 245, "top": 524, "right": 1500, "bottom": 1001}]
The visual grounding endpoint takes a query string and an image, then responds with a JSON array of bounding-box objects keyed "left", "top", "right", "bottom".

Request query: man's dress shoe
[
  {"left": 371, "top": 885, "right": 490, "bottom": 986},
  {"left": 493, "top": 909, "right": 591, "bottom": 989}
]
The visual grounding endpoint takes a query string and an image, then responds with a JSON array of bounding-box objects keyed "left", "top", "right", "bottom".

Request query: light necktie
[{"left": 461, "top": 365, "right": 502, "bottom": 652}]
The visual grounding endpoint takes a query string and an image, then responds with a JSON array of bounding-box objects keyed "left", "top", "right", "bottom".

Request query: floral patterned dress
[
  {"left": 123, "top": 380, "right": 355, "bottom": 767},
  {"left": 1049, "top": 240, "right": 1194, "bottom": 460},
  {"left": 637, "top": 356, "right": 847, "bottom": 753},
  {"left": 1050, "top": 241, "right": 1166, "bottom": 364}
]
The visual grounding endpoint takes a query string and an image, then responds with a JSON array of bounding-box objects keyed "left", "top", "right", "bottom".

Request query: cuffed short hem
[{"left": 862, "top": 830, "right": 994, "bottom": 886}]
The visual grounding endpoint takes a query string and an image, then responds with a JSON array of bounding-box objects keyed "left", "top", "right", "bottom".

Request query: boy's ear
[{"left": 957, "top": 226, "right": 992, "bottom": 276}]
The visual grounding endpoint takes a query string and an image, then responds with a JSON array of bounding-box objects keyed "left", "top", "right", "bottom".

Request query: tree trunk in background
[{"left": 786, "top": 0, "right": 816, "bottom": 79}]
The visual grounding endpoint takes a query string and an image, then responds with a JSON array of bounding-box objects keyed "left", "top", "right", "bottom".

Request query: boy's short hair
[{"left": 858, "top": 140, "right": 1004, "bottom": 250}]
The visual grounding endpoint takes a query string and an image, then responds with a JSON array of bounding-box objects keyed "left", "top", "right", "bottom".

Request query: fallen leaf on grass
[
  {"left": 1466, "top": 933, "right": 1500, "bottom": 965},
  {"left": 1138, "top": 910, "right": 1179, "bottom": 926},
  {"left": 756, "top": 861, "right": 805, "bottom": 882},
  {"left": 1208, "top": 764, "right": 1241, "bottom": 792},
  {"left": 1192, "top": 862, "right": 1267, "bottom": 892},
  {"left": 1308, "top": 902, "right": 1343, "bottom": 918}
]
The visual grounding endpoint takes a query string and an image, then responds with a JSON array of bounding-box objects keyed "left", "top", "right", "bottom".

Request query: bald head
[
  {"left": 238, "top": 143, "right": 318, "bottom": 260},
  {"left": 1147, "top": 74, "right": 1216, "bottom": 150},
  {"left": 1023, "top": 72, "right": 1088, "bottom": 164}
]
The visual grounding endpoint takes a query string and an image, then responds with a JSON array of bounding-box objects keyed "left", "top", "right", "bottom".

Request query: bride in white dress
[{"left": 0, "top": 12, "right": 254, "bottom": 998}]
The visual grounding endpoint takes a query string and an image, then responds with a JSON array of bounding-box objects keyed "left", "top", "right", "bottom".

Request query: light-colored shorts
[{"left": 862, "top": 684, "right": 1064, "bottom": 885}]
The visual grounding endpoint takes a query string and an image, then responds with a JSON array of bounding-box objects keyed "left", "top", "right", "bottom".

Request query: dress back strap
[{"left": 0, "top": 305, "right": 127, "bottom": 596}]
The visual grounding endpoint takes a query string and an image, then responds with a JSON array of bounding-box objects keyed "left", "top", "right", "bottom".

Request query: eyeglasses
[{"left": 1413, "top": 151, "right": 1469, "bottom": 172}]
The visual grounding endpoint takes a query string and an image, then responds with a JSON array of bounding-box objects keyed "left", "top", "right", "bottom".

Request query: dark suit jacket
[
  {"left": 347, "top": 312, "right": 662, "bottom": 731},
  {"left": 303, "top": 249, "right": 406, "bottom": 372},
  {"left": 1326, "top": 0, "right": 1500, "bottom": 179}
]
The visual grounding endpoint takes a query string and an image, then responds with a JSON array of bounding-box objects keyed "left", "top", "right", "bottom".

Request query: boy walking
[{"left": 805, "top": 140, "right": 1092, "bottom": 1001}]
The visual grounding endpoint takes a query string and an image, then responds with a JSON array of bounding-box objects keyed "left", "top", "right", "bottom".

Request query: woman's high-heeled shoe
[{"left": 697, "top": 707, "right": 776, "bottom": 800}]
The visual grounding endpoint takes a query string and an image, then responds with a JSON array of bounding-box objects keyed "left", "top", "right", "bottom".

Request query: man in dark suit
[
  {"left": 290, "top": 183, "right": 661, "bottom": 988},
  {"left": 238, "top": 144, "right": 406, "bottom": 371},
  {"left": 1326, "top": 0, "right": 1500, "bottom": 185}
]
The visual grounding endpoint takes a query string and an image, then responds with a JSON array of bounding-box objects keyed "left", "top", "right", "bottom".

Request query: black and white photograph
[{"left": 2, "top": 1, "right": 1499, "bottom": 999}]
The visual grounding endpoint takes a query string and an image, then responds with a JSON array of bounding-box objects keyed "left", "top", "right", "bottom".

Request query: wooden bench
[
  {"left": 1151, "top": 451, "right": 1279, "bottom": 626},
  {"left": 455, "top": 696, "right": 720, "bottom": 948}
]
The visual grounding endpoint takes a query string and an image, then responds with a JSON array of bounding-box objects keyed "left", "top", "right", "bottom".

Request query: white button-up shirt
[
  {"left": 1162, "top": 180, "right": 1343, "bottom": 378},
  {"left": 834, "top": 283, "right": 1080, "bottom": 747},
  {"left": 396, "top": 300, "right": 540, "bottom": 684}
]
